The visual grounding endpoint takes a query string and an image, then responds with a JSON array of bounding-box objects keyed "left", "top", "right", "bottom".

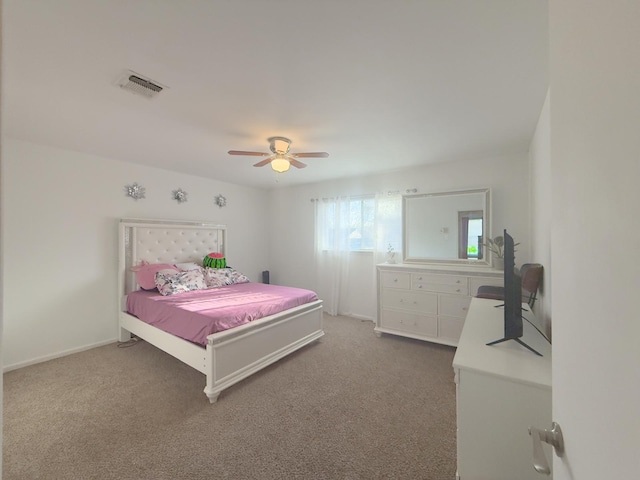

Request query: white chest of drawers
[
  {"left": 453, "top": 298, "right": 552, "bottom": 479},
  {"left": 376, "top": 264, "right": 502, "bottom": 346}
]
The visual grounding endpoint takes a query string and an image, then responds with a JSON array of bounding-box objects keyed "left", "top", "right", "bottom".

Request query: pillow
[
  {"left": 155, "top": 269, "right": 207, "bottom": 296},
  {"left": 203, "top": 268, "right": 250, "bottom": 288},
  {"left": 131, "top": 261, "right": 179, "bottom": 290},
  {"left": 203, "top": 252, "right": 226, "bottom": 269},
  {"left": 175, "top": 262, "right": 202, "bottom": 271}
]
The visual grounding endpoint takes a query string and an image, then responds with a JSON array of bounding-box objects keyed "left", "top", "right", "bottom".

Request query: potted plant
[
  {"left": 483, "top": 235, "right": 519, "bottom": 270},
  {"left": 386, "top": 243, "right": 396, "bottom": 264}
]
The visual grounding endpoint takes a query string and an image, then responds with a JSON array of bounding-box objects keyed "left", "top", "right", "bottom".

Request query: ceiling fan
[{"left": 228, "top": 136, "right": 329, "bottom": 173}]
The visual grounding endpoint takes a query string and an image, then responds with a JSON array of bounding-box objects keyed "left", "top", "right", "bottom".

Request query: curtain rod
[
  {"left": 387, "top": 188, "right": 418, "bottom": 196},
  {"left": 310, "top": 188, "right": 417, "bottom": 202}
]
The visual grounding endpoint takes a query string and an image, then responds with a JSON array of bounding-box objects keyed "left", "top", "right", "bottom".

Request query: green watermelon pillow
[{"left": 203, "top": 252, "right": 226, "bottom": 269}]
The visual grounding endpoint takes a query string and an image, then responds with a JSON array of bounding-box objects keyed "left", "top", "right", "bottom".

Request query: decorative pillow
[
  {"left": 203, "top": 268, "right": 250, "bottom": 288},
  {"left": 175, "top": 262, "right": 202, "bottom": 271},
  {"left": 203, "top": 252, "right": 226, "bottom": 269},
  {"left": 131, "top": 261, "right": 179, "bottom": 290},
  {"left": 155, "top": 269, "right": 207, "bottom": 296}
]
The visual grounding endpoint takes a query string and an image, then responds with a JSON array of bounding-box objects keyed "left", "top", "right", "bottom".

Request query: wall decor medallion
[
  {"left": 124, "top": 182, "right": 146, "bottom": 200},
  {"left": 172, "top": 188, "right": 188, "bottom": 204},
  {"left": 215, "top": 194, "right": 227, "bottom": 208}
]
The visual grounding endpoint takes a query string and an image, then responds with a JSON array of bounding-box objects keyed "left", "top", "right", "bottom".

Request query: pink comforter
[{"left": 126, "top": 282, "right": 319, "bottom": 346}]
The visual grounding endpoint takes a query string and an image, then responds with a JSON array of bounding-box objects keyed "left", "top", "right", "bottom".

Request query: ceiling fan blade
[
  {"left": 228, "top": 150, "right": 270, "bottom": 157},
  {"left": 291, "top": 152, "right": 329, "bottom": 158},
  {"left": 289, "top": 158, "right": 307, "bottom": 169},
  {"left": 253, "top": 158, "right": 273, "bottom": 167}
]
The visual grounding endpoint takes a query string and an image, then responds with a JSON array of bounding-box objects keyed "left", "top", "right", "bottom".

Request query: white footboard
[
  {"left": 203, "top": 300, "right": 324, "bottom": 402},
  {"left": 119, "top": 300, "right": 323, "bottom": 403}
]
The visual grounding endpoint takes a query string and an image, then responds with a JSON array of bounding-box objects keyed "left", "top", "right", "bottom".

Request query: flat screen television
[{"left": 486, "top": 229, "right": 542, "bottom": 356}]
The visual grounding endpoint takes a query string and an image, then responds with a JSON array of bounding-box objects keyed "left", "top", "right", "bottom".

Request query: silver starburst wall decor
[
  {"left": 172, "top": 188, "right": 188, "bottom": 204},
  {"left": 125, "top": 182, "right": 146, "bottom": 200},
  {"left": 215, "top": 194, "right": 227, "bottom": 208}
]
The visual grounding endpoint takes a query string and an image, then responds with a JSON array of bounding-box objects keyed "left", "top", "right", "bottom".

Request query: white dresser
[
  {"left": 453, "top": 297, "right": 552, "bottom": 480},
  {"left": 375, "top": 263, "right": 502, "bottom": 346}
]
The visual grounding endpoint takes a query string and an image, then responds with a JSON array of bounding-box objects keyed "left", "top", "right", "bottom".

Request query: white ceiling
[{"left": 2, "top": 0, "right": 548, "bottom": 190}]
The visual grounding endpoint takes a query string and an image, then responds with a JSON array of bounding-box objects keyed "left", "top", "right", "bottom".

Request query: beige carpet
[{"left": 3, "top": 315, "right": 457, "bottom": 480}]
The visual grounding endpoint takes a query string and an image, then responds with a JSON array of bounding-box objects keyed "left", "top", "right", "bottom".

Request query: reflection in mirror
[
  {"left": 458, "top": 210, "right": 484, "bottom": 259},
  {"left": 403, "top": 188, "right": 491, "bottom": 265}
]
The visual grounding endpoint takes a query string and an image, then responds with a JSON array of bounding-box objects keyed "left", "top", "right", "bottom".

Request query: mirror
[{"left": 403, "top": 188, "right": 491, "bottom": 265}]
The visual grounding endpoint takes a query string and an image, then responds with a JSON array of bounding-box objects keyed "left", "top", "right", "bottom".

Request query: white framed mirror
[{"left": 403, "top": 188, "right": 491, "bottom": 265}]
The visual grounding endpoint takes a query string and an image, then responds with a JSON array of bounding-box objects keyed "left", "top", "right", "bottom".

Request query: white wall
[
  {"left": 1, "top": 138, "right": 270, "bottom": 370},
  {"left": 269, "top": 153, "right": 531, "bottom": 319},
  {"left": 550, "top": 1, "right": 640, "bottom": 477},
  {"left": 529, "top": 90, "right": 551, "bottom": 335}
]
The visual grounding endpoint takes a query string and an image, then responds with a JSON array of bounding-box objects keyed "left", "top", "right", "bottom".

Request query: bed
[{"left": 118, "top": 218, "right": 324, "bottom": 403}]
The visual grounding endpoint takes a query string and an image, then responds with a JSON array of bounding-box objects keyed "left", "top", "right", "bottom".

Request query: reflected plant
[{"left": 483, "top": 235, "right": 519, "bottom": 258}]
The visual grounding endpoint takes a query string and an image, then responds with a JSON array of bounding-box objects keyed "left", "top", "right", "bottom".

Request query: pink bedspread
[{"left": 126, "top": 283, "right": 319, "bottom": 346}]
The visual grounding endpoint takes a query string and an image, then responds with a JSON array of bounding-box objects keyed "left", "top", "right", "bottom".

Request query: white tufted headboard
[{"left": 118, "top": 218, "right": 226, "bottom": 300}]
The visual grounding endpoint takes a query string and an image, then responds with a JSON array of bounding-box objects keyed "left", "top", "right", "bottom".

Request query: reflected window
[{"left": 458, "top": 211, "right": 483, "bottom": 259}]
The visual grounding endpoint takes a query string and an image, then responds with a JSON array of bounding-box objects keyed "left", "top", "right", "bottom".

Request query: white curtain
[
  {"left": 314, "top": 193, "right": 403, "bottom": 318},
  {"left": 314, "top": 197, "right": 351, "bottom": 316},
  {"left": 373, "top": 192, "right": 403, "bottom": 265}
]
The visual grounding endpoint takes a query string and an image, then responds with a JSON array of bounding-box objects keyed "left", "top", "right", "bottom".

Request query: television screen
[
  {"left": 502, "top": 230, "right": 523, "bottom": 339},
  {"left": 486, "top": 229, "right": 542, "bottom": 356}
]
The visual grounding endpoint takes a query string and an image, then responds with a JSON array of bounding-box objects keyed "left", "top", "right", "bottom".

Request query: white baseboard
[{"left": 3, "top": 338, "right": 117, "bottom": 372}]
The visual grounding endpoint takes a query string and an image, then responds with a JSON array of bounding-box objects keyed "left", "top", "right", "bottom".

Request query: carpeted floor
[{"left": 3, "top": 314, "right": 457, "bottom": 480}]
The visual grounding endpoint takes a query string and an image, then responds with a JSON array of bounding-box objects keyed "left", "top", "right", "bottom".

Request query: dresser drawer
[
  {"left": 439, "top": 294, "right": 472, "bottom": 318},
  {"left": 380, "top": 310, "right": 438, "bottom": 337},
  {"left": 380, "top": 271, "right": 411, "bottom": 289},
  {"left": 412, "top": 273, "right": 468, "bottom": 286},
  {"left": 414, "top": 281, "right": 469, "bottom": 295},
  {"left": 382, "top": 289, "right": 438, "bottom": 314}
]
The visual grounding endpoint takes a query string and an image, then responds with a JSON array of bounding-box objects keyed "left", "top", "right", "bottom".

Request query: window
[
  {"left": 316, "top": 194, "right": 402, "bottom": 254},
  {"left": 348, "top": 197, "right": 375, "bottom": 250}
]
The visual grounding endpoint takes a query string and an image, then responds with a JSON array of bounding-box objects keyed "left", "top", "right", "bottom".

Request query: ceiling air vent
[{"left": 117, "top": 71, "right": 165, "bottom": 99}]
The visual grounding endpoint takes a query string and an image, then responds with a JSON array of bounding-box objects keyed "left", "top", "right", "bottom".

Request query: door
[{"left": 550, "top": 1, "right": 640, "bottom": 478}]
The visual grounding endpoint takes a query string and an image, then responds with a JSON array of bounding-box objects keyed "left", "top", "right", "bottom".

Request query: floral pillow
[
  {"left": 155, "top": 269, "right": 207, "bottom": 296},
  {"left": 203, "top": 268, "right": 250, "bottom": 288}
]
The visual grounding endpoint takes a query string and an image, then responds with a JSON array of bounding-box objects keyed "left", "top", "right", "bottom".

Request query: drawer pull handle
[
  {"left": 418, "top": 285, "right": 423, "bottom": 289},
  {"left": 456, "top": 280, "right": 461, "bottom": 284},
  {"left": 456, "top": 289, "right": 461, "bottom": 292},
  {"left": 393, "top": 278, "right": 398, "bottom": 282}
]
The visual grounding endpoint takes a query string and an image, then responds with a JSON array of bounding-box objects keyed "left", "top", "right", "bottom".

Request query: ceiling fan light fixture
[
  {"left": 269, "top": 136, "right": 292, "bottom": 155},
  {"left": 271, "top": 156, "right": 290, "bottom": 173},
  {"left": 229, "top": 136, "right": 327, "bottom": 172}
]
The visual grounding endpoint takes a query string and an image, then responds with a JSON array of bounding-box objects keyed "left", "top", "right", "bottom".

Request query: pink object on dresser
[{"left": 126, "top": 282, "right": 319, "bottom": 346}]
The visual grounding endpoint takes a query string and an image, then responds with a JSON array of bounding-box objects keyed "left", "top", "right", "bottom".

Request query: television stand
[{"left": 486, "top": 336, "right": 542, "bottom": 356}]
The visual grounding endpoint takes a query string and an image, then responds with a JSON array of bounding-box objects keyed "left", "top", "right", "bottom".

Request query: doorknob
[{"left": 528, "top": 422, "right": 564, "bottom": 475}]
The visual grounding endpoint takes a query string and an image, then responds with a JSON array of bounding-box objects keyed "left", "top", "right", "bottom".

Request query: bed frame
[{"left": 118, "top": 218, "right": 324, "bottom": 403}]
